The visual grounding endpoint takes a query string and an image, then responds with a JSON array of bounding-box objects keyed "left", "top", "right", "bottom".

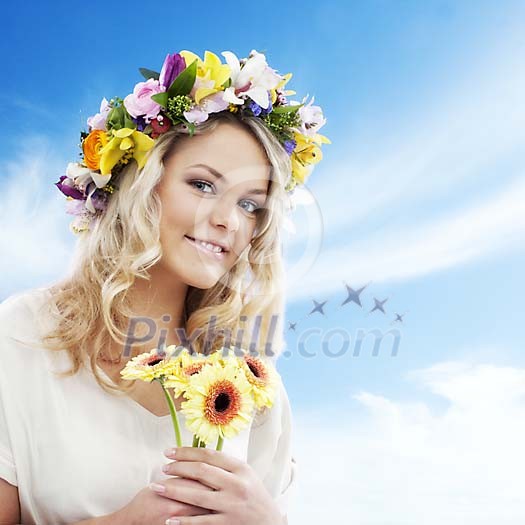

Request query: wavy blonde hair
[{"left": 40, "top": 111, "right": 290, "bottom": 395}]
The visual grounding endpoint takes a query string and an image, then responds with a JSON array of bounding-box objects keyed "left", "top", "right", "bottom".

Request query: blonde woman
[{"left": 0, "top": 49, "right": 328, "bottom": 525}]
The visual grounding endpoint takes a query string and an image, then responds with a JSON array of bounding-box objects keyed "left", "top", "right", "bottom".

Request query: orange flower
[{"left": 82, "top": 130, "right": 108, "bottom": 171}]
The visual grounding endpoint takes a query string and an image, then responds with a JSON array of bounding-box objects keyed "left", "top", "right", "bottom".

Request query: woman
[{"left": 0, "top": 49, "right": 328, "bottom": 525}]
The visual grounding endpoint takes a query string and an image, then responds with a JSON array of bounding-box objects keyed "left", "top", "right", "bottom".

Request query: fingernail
[
  {"left": 164, "top": 447, "right": 177, "bottom": 457},
  {"left": 166, "top": 519, "right": 181, "bottom": 525},
  {"left": 149, "top": 482, "right": 166, "bottom": 494}
]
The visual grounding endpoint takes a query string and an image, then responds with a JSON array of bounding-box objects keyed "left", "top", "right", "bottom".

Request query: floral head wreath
[{"left": 56, "top": 49, "right": 330, "bottom": 234}]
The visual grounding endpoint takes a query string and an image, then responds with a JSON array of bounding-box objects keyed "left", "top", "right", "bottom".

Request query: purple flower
[
  {"left": 55, "top": 176, "right": 85, "bottom": 200},
  {"left": 283, "top": 139, "right": 296, "bottom": 156},
  {"left": 159, "top": 53, "right": 186, "bottom": 90},
  {"left": 131, "top": 115, "right": 147, "bottom": 132},
  {"left": 65, "top": 199, "right": 88, "bottom": 217},
  {"left": 89, "top": 189, "right": 109, "bottom": 212},
  {"left": 248, "top": 100, "right": 262, "bottom": 117}
]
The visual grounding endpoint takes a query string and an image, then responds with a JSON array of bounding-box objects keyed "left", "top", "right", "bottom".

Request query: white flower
[
  {"left": 298, "top": 95, "right": 327, "bottom": 137},
  {"left": 221, "top": 50, "right": 281, "bottom": 108},
  {"left": 66, "top": 162, "right": 110, "bottom": 190},
  {"left": 65, "top": 162, "right": 110, "bottom": 214}
]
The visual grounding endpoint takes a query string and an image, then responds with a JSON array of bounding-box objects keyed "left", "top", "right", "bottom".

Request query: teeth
[{"left": 196, "top": 239, "right": 223, "bottom": 253}]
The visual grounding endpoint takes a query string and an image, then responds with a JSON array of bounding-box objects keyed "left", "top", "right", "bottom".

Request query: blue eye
[
  {"left": 240, "top": 200, "right": 260, "bottom": 214},
  {"left": 190, "top": 180, "right": 214, "bottom": 193},
  {"left": 189, "top": 180, "right": 260, "bottom": 215}
]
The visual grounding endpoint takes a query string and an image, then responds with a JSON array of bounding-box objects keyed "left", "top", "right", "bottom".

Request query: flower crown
[{"left": 56, "top": 49, "right": 330, "bottom": 234}]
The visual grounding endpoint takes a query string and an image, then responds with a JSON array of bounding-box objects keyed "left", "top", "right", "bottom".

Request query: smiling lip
[{"left": 184, "top": 236, "right": 227, "bottom": 261}]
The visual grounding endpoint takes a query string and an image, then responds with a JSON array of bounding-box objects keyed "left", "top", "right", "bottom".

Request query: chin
[{"left": 159, "top": 258, "right": 223, "bottom": 289}]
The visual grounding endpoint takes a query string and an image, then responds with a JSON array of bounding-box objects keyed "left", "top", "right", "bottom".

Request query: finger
[
  {"left": 164, "top": 447, "right": 247, "bottom": 475},
  {"left": 151, "top": 481, "right": 223, "bottom": 512},
  {"left": 163, "top": 460, "right": 236, "bottom": 491},
  {"left": 171, "top": 477, "right": 216, "bottom": 492},
  {"left": 166, "top": 515, "right": 215, "bottom": 525},
  {"left": 168, "top": 500, "right": 213, "bottom": 517}
]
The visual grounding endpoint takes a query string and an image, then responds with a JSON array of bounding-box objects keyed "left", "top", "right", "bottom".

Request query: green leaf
[
  {"left": 139, "top": 67, "right": 160, "bottom": 80},
  {"left": 123, "top": 114, "right": 136, "bottom": 129},
  {"left": 167, "top": 59, "right": 198, "bottom": 98},
  {"left": 106, "top": 105, "right": 125, "bottom": 130},
  {"left": 151, "top": 92, "right": 169, "bottom": 108},
  {"left": 272, "top": 104, "right": 303, "bottom": 114}
]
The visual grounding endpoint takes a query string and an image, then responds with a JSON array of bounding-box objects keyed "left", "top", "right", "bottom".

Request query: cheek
[{"left": 160, "top": 197, "right": 197, "bottom": 237}]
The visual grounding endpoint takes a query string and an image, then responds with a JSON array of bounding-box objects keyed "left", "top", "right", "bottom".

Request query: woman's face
[{"left": 156, "top": 121, "right": 271, "bottom": 289}]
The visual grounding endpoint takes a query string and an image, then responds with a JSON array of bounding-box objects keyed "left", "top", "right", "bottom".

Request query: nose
[{"left": 209, "top": 196, "right": 240, "bottom": 233}]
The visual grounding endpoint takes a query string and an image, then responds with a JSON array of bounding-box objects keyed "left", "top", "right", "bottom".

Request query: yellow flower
[
  {"left": 163, "top": 347, "right": 209, "bottom": 397},
  {"left": 181, "top": 360, "right": 255, "bottom": 445},
  {"left": 239, "top": 354, "right": 279, "bottom": 409},
  {"left": 99, "top": 127, "right": 155, "bottom": 176},
  {"left": 120, "top": 347, "right": 179, "bottom": 383},
  {"left": 290, "top": 155, "right": 311, "bottom": 185},
  {"left": 290, "top": 131, "right": 331, "bottom": 185},
  {"left": 293, "top": 131, "right": 323, "bottom": 166},
  {"left": 270, "top": 72, "right": 296, "bottom": 105},
  {"left": 180, "top": 50, "right": 231, "bottom": 105}
]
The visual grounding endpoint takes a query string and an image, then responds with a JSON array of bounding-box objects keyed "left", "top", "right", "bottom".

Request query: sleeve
[
  {"left": 0, "top": 377, "right": 17, "bottom": 486},
  {"left": 247, "top": 375, "right": 298, "bottom": 520}
]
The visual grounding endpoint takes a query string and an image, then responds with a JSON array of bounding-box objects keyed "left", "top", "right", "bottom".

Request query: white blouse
[{"left": 0, "top": 287, "right": 296, "bottom": 524}]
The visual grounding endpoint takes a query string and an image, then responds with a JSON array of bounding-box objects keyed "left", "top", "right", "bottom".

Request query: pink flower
[
  {"left": 183, "top": 106, "right": 209, "bottom": 124},
  {"left": 123, "top": 79, "right": 166, "bottom": 123},
  {"left": 87, "top": 98, "right": 111, "bottom": 131},
  {"left": 183, "top": 92, "right": 230, "bottom": 124}
]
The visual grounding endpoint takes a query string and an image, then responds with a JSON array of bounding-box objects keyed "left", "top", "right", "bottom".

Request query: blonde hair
[{"left": 41, "top": 112, "right": 290, "bottom": 395}]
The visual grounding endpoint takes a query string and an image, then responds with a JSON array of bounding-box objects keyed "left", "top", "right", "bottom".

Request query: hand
[
  {"left": 111, "top": 478, "right": 214, "bottom": 525},
  {"left": 153, "top": 446, "right": 283, "bottom": 525}
]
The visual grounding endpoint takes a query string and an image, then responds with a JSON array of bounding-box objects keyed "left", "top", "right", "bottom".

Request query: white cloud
[
  {"left": 282, "top": 31, "right": 525, "bottom": 300},
  {"left": 286, "top": 174, "right": 525, "bottom": 300},
  {"left": 308, "top": 28, "right": 525, "bottom": 238},
  {"left": 0, "top": 135, "right": 74, "bottom": 298},
  {"left": 288, "top": 361, "right": 525, "bottom": 524}
]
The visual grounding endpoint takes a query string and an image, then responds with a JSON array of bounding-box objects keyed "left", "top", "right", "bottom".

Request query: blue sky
[{"left": 2, "top": 1, "right": 525, "bottom": 523}]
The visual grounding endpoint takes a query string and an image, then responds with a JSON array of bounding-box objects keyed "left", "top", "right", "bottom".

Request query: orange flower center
[
  {"left": 185, "top": 362, "right": 205, "bottom": 376},
  {"left": 244, "top": 356, "right": 267, "bottom": 386},
  {"left": 204, "top": 380, "right": 241, "bottom": 425}
]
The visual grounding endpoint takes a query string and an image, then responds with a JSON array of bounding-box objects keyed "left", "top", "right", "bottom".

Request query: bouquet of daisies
[{"left": 120, "top": 345, "right": 279, "bottom": 450}]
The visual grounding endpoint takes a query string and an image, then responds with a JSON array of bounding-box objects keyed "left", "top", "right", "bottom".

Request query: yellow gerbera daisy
[
  {"left": 181, "top": 360, "right": 255, "bottom": 445},
  {"left": 163, "top": 347, "right": 209, "bottom": 397},
  {"left": 119, "top": 347, "right": 180, "bottom": 382},
  {"left": 239, "top": 354, "right": 279, "bottom": 409}
]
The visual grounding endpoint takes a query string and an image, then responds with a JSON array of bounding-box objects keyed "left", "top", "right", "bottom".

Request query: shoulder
[
  {"left": 0, "top": 287, "right": 54, "bottom": 332},
  {"left": 0, "top": 287, "right": 57, "bottom": 364}
]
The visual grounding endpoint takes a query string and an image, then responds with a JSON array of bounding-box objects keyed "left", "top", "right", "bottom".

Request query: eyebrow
[{"left": 186, "top": 163, "right": 268, "bottom": 196}]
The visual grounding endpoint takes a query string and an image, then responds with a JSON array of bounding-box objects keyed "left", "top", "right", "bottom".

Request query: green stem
[
  {"left": 161, "top": 382, "right": 182, "bottom": 447},
  {"left": 192, "top": 435, "right": 199, "bottom": 447},
  {"left": 216, "top": 436, "right": 224, "bottom": 451}
]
